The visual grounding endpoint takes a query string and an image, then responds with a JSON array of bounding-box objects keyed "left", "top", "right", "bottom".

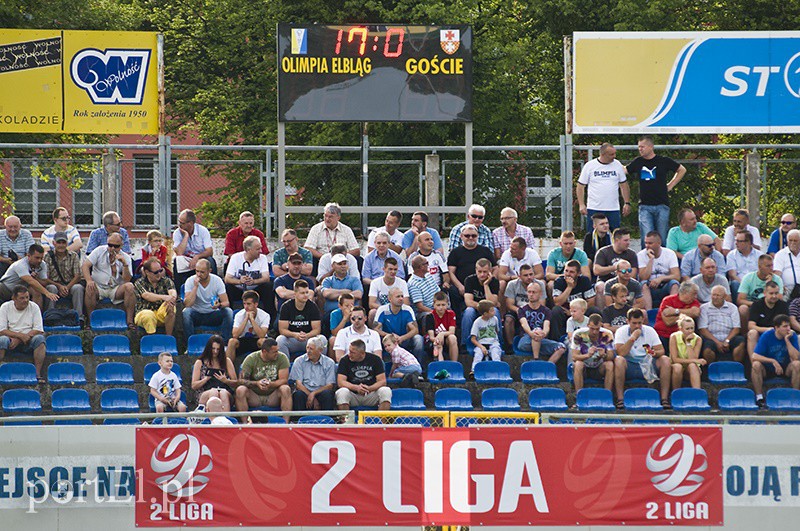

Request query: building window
[
  {"left": 134, "top": 156, "right": 178, "bottom": 227},
  {"left": 12, "top": 160, "right": 59, "bottom": 227}
]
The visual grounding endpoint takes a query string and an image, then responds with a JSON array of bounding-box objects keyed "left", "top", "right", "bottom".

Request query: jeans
[
  {"left": 517, "top": 335, "right": 566, "bottom": 358},
  {"left": 399, "top": 335, "right": 427, "bottom": 366},
  {"left": 292, "top": 389, "right": 335, "bottom": 411},
  {"left": 639, "top": 204, "right": 670, "bottom": 246},
  {"left": 586, "top": 209, "right": 621, "bottom": 233},
  {"left": 461, "top": 307, "right": 503, "bottom": 347},
  {"left": 182, "top": 306, "right": 233, "bottom": 340},
  {"left": 729, "top": 280, "right": 740, "bottom": 304},
  {"left": 649, "top": 279, "right": 680, "bottom": 307}
]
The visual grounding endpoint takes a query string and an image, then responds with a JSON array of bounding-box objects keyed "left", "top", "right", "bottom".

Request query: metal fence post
[
  {"left": 745, "top": 149, "right": 761, "bottom": 227},
  {"left": 277, "top": 122, "right": 286, "bottom": 235},
  {"left": 560, "top": 134, "right": 574, "bottom": 232},
  {"left": 102, "top": 148, "right": 117, "bottom": 216},
  {"left": 264, "top": 147, "right": 272, "bottom": 237},
  {"left": 425, "top": 154, "right": 440, "bottom": 231},
  {"left": 361, "top": 124, "right": 369, "bottom": 236}
]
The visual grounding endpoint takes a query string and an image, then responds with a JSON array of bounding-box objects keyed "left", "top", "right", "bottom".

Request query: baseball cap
[
  {"left": 331, "top": 254, "right": 347, "bottom": 263},
  {"left": 288, "top": 252, "right": 303, "bottom": 263},
  {"left": 53, "top": 232, "right": 69, "bottom": 243}
]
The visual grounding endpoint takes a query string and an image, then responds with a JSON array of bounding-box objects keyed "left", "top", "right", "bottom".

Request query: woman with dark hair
[{"left": 191, "top": 335, "right": 237, "bottom": 410}]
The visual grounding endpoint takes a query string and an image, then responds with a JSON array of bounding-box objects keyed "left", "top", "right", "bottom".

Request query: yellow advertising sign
[{"left": 0, "top": 29, "right": 159, "bottom": 134}]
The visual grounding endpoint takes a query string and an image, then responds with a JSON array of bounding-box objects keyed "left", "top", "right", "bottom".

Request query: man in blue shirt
[
  {"left": 320, "top": 255, "right": 362, "bottom": 313},
  {"left": 86, "top": 211, "right": 132, "bottom": 255},
  {"left": 362, "top": 231, "right": 405, "bottom": 284},
  {"left": 373, "top": 287, "right": 425, "bottom": 364},
  {"left": 752, "top": 314, "right": 800, "bottom": 408},
  {"left": 402, "top": 210, "right": 444, "bottom": 255}
]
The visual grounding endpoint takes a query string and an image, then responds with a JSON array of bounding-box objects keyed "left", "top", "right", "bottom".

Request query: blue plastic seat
[
  {"left": 0, "top": 362, "right": 37, "bottom": 385},
  {"left": 567, "top": 363, "right": 602, "bottom": 385},
  {"left": 46, "top": 334, "right": 83, "bottom": 356},
  {"left": 144, "top": 362, "right": 182, "bottom": 383},
  {"left": 267, "top": 416, "right": 287, "bottom": 424},
  {"left": 384, "top": 361, "right": 401, "bottom": 385},
  {"left": 511, "top": 335, "right": 528, "bottom": 356},
  {"left": 140, "top": 334, "right": 178, "bottom": 357},
  {"left": 2, "top": 389, "right": 42, "bottom": 413},
  {"left": 766, "top": 388, "right": 800, "bottom": 411},
  {"left": 576, "top": 388, "right": 615, "bottom": 412},
  {"left": 100, "top": 388, "right": 140, "bottom": 413},
  {"left": 93, "top": 335, "right": 131, "bottom": 356},
  {"left": 434, "top": 388, "right": 473, "bottom": 411},
  {"left": 298, "top": 415, "right": 335, "bottom": 424},
  {"left": 717, "top": 388, "right": 758, "bottom": 412},
  {"left": 390, "top": 388, "right": 426, "bottom": 411},
  {"left": 624, "top": 388, "right": 663, "bottom": 411},
  {"left": 633, "top": 418, "right": 671, "bottom": 424},
  {"left": 520, "top": 360, "right": 559, "bottom": 384},
  {"left": 473, "top": 361, "right": 513, "bottom": 384},
  {"left": 51, "top": 388, "right": 91, "bottom": 413},
  {"left": 187, "top": 334, "right": 213, "bottom": 356},
  {"left": 708, "top": 361, "right": 748, "bottom": 385},
  {"left": 90, "top": 309, "right": 127, "bottom": 332},
  {"left": 671, "top": 388, "right": 711, "bottom": 412},
  {"left": 528, "top": 387, "right": 568, "bottom": 412},
  {"left": 96, "top": 362, "right": 134, "bottom": 385},
  {"left": 427, "top": 361, "right": 466, "bottom": 384},
  {"left": 647, "top": 308, "right": 659, "bottom": 327},
  {"left": 47, "top": 362, "right": 87, "bottom": 385},
  {"left": 103, "top": 417, "right": 141, "bottom": 425},
  {"left": 481, "top": 388, "right": 521, "bottom": 411}
]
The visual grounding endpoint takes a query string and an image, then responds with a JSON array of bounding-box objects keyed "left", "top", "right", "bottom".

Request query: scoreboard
[{"left": 277, "top": 24, "right": 472, "bottom": 122}]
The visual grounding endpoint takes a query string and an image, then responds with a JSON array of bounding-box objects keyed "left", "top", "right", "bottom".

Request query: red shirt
[
  {"left": 432, "top": 309, "right": 456, "bottom": 334},
  {"left": 654, "top": 294, "right": 700, "bottom": 338},
  {"left": 141, "top": 244, "right": 173, "bottom": 278},
  {"left": 224, "top": 227, "right": 269, "bottom": 256}
]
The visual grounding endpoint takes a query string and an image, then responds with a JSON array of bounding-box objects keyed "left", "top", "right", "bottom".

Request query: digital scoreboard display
[{"left": 277, "top": 24, "right": 472, "bottom": 122}]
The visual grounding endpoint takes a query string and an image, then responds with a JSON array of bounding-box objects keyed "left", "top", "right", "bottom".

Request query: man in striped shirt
[{"left": 407, "top": 255, "right": 440, "bottom": 319}]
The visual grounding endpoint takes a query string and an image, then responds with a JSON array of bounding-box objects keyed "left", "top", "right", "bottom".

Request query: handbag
[{"left": 789, "top": 253, "right": 800, "bottom": 300}]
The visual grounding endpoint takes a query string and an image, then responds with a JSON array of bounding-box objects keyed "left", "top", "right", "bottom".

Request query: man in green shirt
[
  {"left": 235, "top": 338, "right": 291, "bottom": 422},
  {"left": 666, "top": 208, "right": 720, "bottom": 260}
]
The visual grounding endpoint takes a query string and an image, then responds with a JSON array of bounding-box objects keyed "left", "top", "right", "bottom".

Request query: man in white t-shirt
[
  {"left": 637, "top": 231, "right": 680, "bottom": 309},
  {"left": 576, "top": 142, "right": 631, "bottom": 232},
  {"left": 366, "top": 210, "right": 403, "bottom": 253},
  {"left": 497, "top": 237, "right": 543, "bottom": 281},
  {"left": 172, "top": 209, "right": 216, "bottom": 291},
  {"left": 226, "top": 290, "right": 271, "bottom": 361},
  {"left": 0, "top": 286, "right": 46, "bottom": 379},
  {"left": 224, "top": 235, "right": 274, "bottom": 318},
  {"left": 183, "top": 259, "right": 234, "bottom": 340},
  {"left": 367, "top": 257, "right": 409, "bottom": 324},
  {"left": 721, "top": 209, "right": 763, "bottom": 257},
  {"left": 406, "top": 231, "right": 449, "bottom": 287},
  {"left": 613, "top": 307, "right": 672, "bottom": 409},
  {"left": 82, "top": 233, "right": 136, "bottom": 328},
  {"left": 332, "top": 306, "right": 382, "bottom": 361}
]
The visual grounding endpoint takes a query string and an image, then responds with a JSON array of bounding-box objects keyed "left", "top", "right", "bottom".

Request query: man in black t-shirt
[
  {"left": 461, "top": 257, "right": 502, "bottom": 347},
  {"left": 551, "top": 260, "right": 599, "bottom": 340},
  {"left": 583, "top": 213, "right": 611, "bottom": 269},
  {"left": 276, "top": 279, "right": 321, "bottom": 359},
  {"left": 747, "top": 281, "right": 789, "bottom": 360},
  {"left": 447, "top": 225, "right": 496, "bottom": 315},
  {"left": 335, "top": 339, "right": 392, "bottom": 410},
  {"left": 626, "top": 135, "right": 686, "bottom": 246},
  {"left": 593, "top": 227, "right": 639, "bottom": 310},
  {"left": 601, "top": 283, "right": 633, "bottom": 333}
]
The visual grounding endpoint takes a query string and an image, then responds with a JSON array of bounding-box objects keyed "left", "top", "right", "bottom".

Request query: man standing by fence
[{"left": 576, "top": 143, "right": 630, "bottom": 232}]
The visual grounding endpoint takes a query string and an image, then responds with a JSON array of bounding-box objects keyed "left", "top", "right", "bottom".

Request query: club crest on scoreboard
[{"left": 440, "top": 29, "right": 460, "bottom": 55}]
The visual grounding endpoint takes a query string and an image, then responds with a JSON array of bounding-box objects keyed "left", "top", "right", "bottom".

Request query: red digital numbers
[{"left": 334, "top": 27, "right": 405, "bottom": 58}]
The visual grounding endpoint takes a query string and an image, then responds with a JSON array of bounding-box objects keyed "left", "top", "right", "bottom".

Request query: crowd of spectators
[{"left": 2, "top": 140, "right": 798, "bottom": 415}]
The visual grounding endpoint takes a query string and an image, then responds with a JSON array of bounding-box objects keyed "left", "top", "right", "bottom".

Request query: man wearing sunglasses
[
  {"left": 332, "top": 305, "right": 382, "bottom": 362},
  {"left": 680, "top": 234, "right": 728, "bottom": 281},
  {"left": 592, "top": 227, "right": 638, "bottom": 310},
  {"left": 86, "top": 211, "right": 131, "bottom": 255},
  {"left": 603, "top": 260, "right": 645, "bottom": 309},
  {"left": 41, "top": 207, "right": 82, "bottom": 254},
  {"left": 133, "top": 257, "right": 177, "bottom": 335},
  {"left": 447, "top": 204, "right": 493, "bottom": 252},
  {"left": 767, "top": 213, "right": 797, "bottom": 256},
  {"left": 82, "top": 233, "right": 135, "bottom": 328}
]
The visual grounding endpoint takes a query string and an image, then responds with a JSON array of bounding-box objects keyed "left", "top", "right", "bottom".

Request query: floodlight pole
[
  {"left": 277, "top": 121, "right": 286, "bottom": 235},
  {"left": 465, "top": 122, "right": 473, "bottom": 207}
]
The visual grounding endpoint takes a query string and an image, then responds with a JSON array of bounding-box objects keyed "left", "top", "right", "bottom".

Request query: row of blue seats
[
  {"left": 44, "top": 333, "right": 213, "bottom": 357},
  {"left": 4, "top": 387, "right": 800, "bottom": 419},
  {"left": 0, "top": 361, "right": 184, "bottom": 386}
]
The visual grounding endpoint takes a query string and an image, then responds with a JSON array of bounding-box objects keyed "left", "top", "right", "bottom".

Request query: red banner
[{"left": 135, "top": 426, "right": 723, "bottom": 527}]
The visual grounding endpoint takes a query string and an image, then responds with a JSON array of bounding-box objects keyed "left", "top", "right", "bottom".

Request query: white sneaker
[{"left": 188, "top": 404, "right": 206, "bottom": 424}]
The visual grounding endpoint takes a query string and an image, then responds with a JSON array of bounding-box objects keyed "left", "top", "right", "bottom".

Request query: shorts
[
  {"left": 252, "top": 390, "right": 282, "bottom": 407},
  {"left": 701, "top": 336, "right": 745, "bottom": 360},
  {"left": 97, "top": 285, "right": 123, "bottom": 303},
  {"left": 576, "top": 364, "right": 606, "bottom": 381},
  {"left": 134, "top": 302, "right": 172, "bottom": 333},
  {"left": 0, "top": 334, "right": 45, "bottom": 353},
  {"left": 762, "top": 360, "right": 790, "bottom": 380},
  {"left": 335, "top": 386, "right": 392, "bottom": 406},
  {"left": 236, "top": 337, "right": 263, "bottom": 355}
]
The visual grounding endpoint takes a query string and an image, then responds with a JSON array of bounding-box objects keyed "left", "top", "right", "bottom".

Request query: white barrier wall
[{"left": 0, "top": 425, "right": 797, "bottom": 530}]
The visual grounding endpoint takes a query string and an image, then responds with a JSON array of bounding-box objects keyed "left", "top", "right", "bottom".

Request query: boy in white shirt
[{"left": 149, "top": 352, "right": 187, "bottom": 413}]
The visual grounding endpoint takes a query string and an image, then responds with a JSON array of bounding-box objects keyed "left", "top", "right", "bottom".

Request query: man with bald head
[
  {"left": 680, "top": 234, "right": 728, "bottom": 281},
  {"left": 767, "top": 213, "right": 796, "bottom": 256},
  {"left": 667, "top": 208, "right": 720, "bottom": 260},
  {"left": 576, "top": 143, "right": 631, "bottom": 232},
  {"left": 698, "top": 284, "right": 744, "bottom": 363},
  {"left": 603, "top": 259, "right": 645, "bottom": 309},
  {"left": 691, "top": 257, "right": 732, "bottom": 304},
  {"left": 0, "top": 216, "right": 34, "bottom": 276},
  {"left": 82, "top": 232, "right": 135, "bottom": 327},
  {"left": 493, "top": 207, "right": 536, "bottom": 260}
]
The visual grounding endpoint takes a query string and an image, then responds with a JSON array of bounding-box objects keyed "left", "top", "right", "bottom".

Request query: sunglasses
[
  {"left": 351, "top": 315, "right": 364, "bottom": 320},
  {"left": 618, "top": 268, "right": 632, "bottom": 274},
  {"left": 470, "top": 214, "right": 484, "bottom": 219},
  {"left": 149, "top": 268, "right": 164, "bottom": 274},
  {"left": 107, "top": 243, "right": 121, "bottom": 249},
  {"left": 782, "top": 221, "right": 796, "bottom": 225},
  {"left": 58, "top": 216, "right": 70, "bottom": 221},
  {"left": 700, "top": 243, "right": 714, "bottom": 248},
  {"left": 462, "top": 234, "right": 478, "bottom": 239}
]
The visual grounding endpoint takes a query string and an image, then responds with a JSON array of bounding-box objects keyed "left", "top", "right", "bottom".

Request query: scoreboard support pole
[
  {"left": 465, "top": 122, "right": 473, "bottom": 208},
  {"left": 277, "top": 121, "right": 287, "bottom": 235},
  {"left": 361, "top": 122, "right": 369, "bottom": 236}
]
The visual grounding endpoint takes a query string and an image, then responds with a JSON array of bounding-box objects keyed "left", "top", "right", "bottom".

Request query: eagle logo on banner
[{"left": 440, "top": 29, "right": 460, "bottom": 55}]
